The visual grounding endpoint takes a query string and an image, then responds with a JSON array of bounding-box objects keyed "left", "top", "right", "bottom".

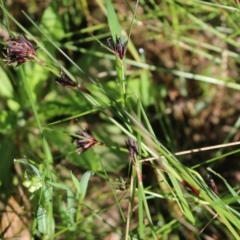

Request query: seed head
[
  {"left": 107, "top": 36, "right": 128, "bottom": 60},
  {"left": 3, "top": 35, "right": 37, "bottom": 66},
  {"left": 55, "top": 71, "right": 77, "bottom": 88},
  {"left": 206, "top": 175, "right": 218, "bottom": 195},
  {"left": 71, "top": 129, "right": 104, "bottom": 154},
  {"left": 55, "top": 70, "right": 91, "bottom": 94},
  {"left": 126, "top": 137, "right": 138, "bottom": 160}
]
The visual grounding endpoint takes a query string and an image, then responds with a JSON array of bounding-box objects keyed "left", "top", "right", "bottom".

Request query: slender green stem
[
  {"left": 19, "top": 67, "right": 54, "bottom": 238},
  {"left": 0, "top": 0, "right": 11, "bottom": 33},
  {"left": 116, "top": 58, "right": 126, "bottom": 107},
  {"left": 125, "top": 168, "right": 135, "bottom": 240}
]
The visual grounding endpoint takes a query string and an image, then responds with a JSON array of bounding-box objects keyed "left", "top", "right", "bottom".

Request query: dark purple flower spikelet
[
  {"left": 71, "top": 129, "right": 104, "bottom": 154},
  {"left": 77, "top": 84, "right": 91, "bottom": 95},
  {"left": 55, "top": 70, "right": 91, "bottom": 94},
  {"left": 55, "top": 71, "right": 77, "bottom": 88},
  {"left": 126, "top": 137, "right": 138, "bottom": 160},
  {"left": 4, "top": 35, "right": 37, "bottom": 66},
  {"left": 107, "top": 36, "right": 128, "bottom": 59},
  {"left": 206, "top": 175, "right": 218, "bottom": 195}
]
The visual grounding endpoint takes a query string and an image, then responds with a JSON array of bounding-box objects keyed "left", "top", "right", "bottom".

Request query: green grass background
[{"left": 0, "top": 0, "right": 240, "bottom": 239}]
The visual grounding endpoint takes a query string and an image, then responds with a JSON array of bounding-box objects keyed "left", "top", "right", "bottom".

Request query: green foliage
[{"left": 1, "top": 0, "right": 240, "bottom": 239}]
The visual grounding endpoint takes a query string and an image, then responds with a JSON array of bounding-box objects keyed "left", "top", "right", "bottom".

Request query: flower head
[
  {"left": 55, "top": 71, "right": 77, "bottom": 88},
  {"left": 71, "top": 129, "right": 104, "bottom": 154},
  {"left": 126, "top": 137, "right": 138, "bottom": 161},
  {"left": 55, "top": 70, "right": 91, "bottom": 94},
  {"left": 107, "top": 36, "right": 128, "bottom": 60},
  {"left": 3, "top": 35, "right": 37, "bottom": 66},
  {"left": 206, "top": 175, "right": 218, "bottom": 195}
]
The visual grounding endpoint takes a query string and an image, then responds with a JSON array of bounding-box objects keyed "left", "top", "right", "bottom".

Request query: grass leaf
[{"left": 106, "top": 0, "right": 121, "bottom": 39}]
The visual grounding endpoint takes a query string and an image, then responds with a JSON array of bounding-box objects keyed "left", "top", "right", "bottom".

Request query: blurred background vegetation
[{"left": 1, "top": 0, "right": 240, "bottom": 239}]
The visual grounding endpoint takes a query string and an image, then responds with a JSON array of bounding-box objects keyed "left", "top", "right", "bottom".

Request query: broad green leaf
[
  {"left": 37, "top": 207, "right": 47, "bottom": 235},
  {"left": 48, "top": 182, "right": 69, "bottom": 190},
  {"left": 0, "top": 67, "right": 13, "bottom": 98},
  {"left": 7, "top": 99, "right": 20, "bottom": 111},
  {"left": 14, "top": 158, "right": 41, "bottom": 177},
  {"left": 40, "top": 6, "right": 65, "bottom": 40},
  {"left": 80, "top": 171, "right": 94, "bottom": 198}
]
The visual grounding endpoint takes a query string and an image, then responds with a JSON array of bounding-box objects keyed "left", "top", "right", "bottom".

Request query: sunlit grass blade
[{"left": 106, "top": 0, "right": 121, "bottom": 39}]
